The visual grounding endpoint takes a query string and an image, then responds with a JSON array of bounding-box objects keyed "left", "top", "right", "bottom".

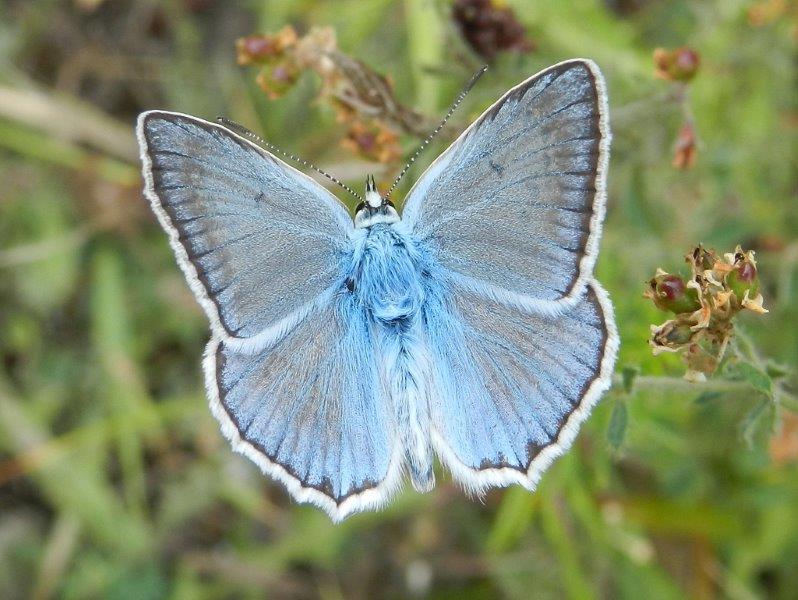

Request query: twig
[
  {"left": 611, "top": 90, "right": 678, "bottom": 125},
  {"left": 0, "top": 224, "right": 94, "bottom": 269},
  {"left": 615, "top": 374, "right": 742, "bottom": 393},
  {"left": 0, "top": 85, "right": 138, "bottom": 163},
  {"left": 0, "top": 390, "right": 198, "bottom": 487},
  {"left": 614, "top": 374, "right": 798, "bottom": 410},
  {"left": 31, "top": 514, "right": 81, "bottom": 600},
  {"left": 181, "top": 551, "right": 312, "bottom": 596}
]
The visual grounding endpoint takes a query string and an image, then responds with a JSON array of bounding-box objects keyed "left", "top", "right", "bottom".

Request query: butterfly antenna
[
  {"left": 384, "top": 65, "right": 489, "bottom": 200},
  {"left": 216, "top": 116, "right": 363, "bottom": 201}
]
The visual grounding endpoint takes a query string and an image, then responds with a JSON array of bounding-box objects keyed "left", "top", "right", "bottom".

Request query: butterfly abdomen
[
  {"left": 353, "top": 224, "right": 434, "bottom": 492},
  {"left": 384, "top": 320, "right": 435, "bottom": 493}
]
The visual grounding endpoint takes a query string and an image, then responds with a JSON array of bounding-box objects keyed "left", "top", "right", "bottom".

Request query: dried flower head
[
  {"left": 236, "top": 26, "right": 298, "bottom": 65},
  {"left": 255, "top": 61, "right": 300, "bottom": 100},
  {"left": 653, "top": 47, "right": 700, "bottom": 82},
  {"left": 646, "top": 245, "right": 768, "bottom": 380},
  {"left": 238, "top": 26, "right": 427, "bottom": 138},
  {"left": 340, "top": 120, "right": 402, "bottom": 165},
  {"left": 237, "top": 26, "right": 432, "bottom": 167},
  {"left": 453, "top": 0, "right": 535, "bottom": 61}
]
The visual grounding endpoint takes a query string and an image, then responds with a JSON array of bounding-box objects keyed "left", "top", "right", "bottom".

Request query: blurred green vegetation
[{"left": 0, "top": 1, "right": 796, "bottom": 598}]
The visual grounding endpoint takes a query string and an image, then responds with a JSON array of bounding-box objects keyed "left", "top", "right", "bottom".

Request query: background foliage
[{"left": 0, "top": 1, "right": 796, "bottom": 598}]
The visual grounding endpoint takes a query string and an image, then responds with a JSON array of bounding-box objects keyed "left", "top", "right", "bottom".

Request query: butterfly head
[{"left": 354, "top": 175, "right": 399, "bottom": 229}]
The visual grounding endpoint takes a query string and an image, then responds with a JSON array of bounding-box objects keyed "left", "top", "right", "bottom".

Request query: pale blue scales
[{"left": 136, "top": 58, "right": 619, "bottom": 521}]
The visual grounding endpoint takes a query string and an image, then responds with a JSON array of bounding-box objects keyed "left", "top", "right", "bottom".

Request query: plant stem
[{"left": 614, "top": 374, "right": 798, "bottom": 411}]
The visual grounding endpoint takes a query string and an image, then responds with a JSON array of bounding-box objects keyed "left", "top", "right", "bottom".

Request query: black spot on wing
[{"left": 489, "top": 160, "right": 505, "bottom": 175}]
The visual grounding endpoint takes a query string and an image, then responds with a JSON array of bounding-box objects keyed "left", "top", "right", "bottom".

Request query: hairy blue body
[{"left": 348, "top": 222, "right": 436, "bottom": 492}]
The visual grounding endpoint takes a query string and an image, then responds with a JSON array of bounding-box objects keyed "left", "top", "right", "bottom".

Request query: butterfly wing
[
  {"left": 205, "top": 293, "right": 401, "bottom": 521},
  {"left": 137, "top": 111, "right": 354, "bottom": 350},
  {"left": 423, "top": 278, "right": 618, "bottom": 491},
  {"left": 138, "top": 112, "right": 400, "bottom": 518},
  {"left": 402, "top": 59, "right": 609, "bottom": 314}
]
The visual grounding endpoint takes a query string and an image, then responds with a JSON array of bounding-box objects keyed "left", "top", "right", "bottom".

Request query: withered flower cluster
[
  {"left": 646, "top": 245, "right": 768, "bottom": 382},
  {"left": 236, "top": 26, "right": 429, "bottom": 167},
  {"left": 452, "top": 0, "right": 535, "bottom": 61},
  {"left": 236, "top": 25, "right": 302, "bottom": 98}
]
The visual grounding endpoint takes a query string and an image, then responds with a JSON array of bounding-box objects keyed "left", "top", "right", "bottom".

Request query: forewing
[
  {"left": 204, "top": 293, "right": 401, "bottom": 521},
  {"left": 424, "top": 279, "right": 618, "bottom": 491},
  {"left": 403, "top": 59, "right": 609, "bottom": 313},
  {"left": 137, "top": 111, "right": 354, "bottom": 347}
]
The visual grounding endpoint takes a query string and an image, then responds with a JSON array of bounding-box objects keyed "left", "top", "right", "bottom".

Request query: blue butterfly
[{"left": 136, "top": 59, "right": 619, "bottom": 521}]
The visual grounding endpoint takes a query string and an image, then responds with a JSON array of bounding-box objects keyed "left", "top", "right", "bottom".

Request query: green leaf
[
  {"left": 766, "top": 362, "right": 791, "bottom": 380},
  {"left": 621, "top": 365, "right": 640, "bottom": 394},
  {"left": 737, "top": 362, "right": 773, "bottom": 396},
  {"left": 106, "top": 562, "right": 167, "bottom": 600},
  {"left": 607, "top": 400, "right": 628, "bottom": 450},
  {"left": 694, "top": 391, "right": 724, "bottom": 405},
  {"left": 486, "top": 487, "right": 538, "bottom": 553},
  {"left": 741, "top": 397, "right": 775, "bottom": 449}
]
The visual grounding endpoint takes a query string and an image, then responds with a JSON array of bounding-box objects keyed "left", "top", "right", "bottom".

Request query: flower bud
[
  {"left": 663, "top": 321, "right": 694, "bottom": 345},
  {"left": 236, "top": 36, "right": 279, "bottom": 64},
  {"left": 648, "top": 273, "right": 701, "bottom": 314},
  {"left": 654, "top": 47, "right": 700, "bottom": 82},
  {"left": 650, "top": 319, "right": 695, "bottom": 355},
  {"left": 727, "top": 253, "right": 760, "bottom": 299},
  {"left": 236, "top": 27, "right": 298, "bottom": 65},
  {"left": 255, "top": 61, "right": 299, "bottom": 99}
]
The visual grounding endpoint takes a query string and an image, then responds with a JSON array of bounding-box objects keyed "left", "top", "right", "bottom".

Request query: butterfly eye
[
  {"left": 355, "top": 201, "right": 366, "bottom": 213},
  {"left": 385, "top": 199, "right": 396, "bottom": 208}
]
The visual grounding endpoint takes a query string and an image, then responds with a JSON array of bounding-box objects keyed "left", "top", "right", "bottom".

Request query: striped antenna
[
  {"left": 216, "top": 117, "right": 363, "bottom": 202},
  {"left": 384, "top": 65, "right": 489, "bottom": 200}
]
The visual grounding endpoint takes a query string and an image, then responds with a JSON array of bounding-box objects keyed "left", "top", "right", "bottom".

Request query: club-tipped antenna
[
  {"left": 384, "top": 65, "right": 489, "bottom": 200},
  {"left": 216, "top": 116, "right": 363, "bottom": 202}
]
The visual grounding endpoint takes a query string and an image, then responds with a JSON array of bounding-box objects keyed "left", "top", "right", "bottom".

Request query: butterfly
[{"left": 136, "top": 59, "right": 618, "bottom": 522}]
